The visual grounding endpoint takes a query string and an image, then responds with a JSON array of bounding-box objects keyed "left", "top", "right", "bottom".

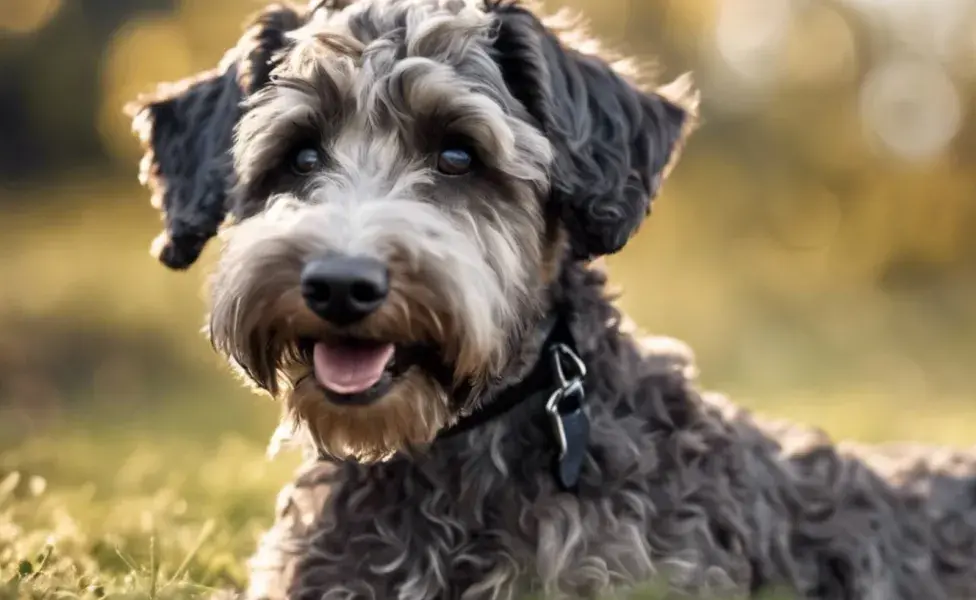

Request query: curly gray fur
[{"left": 248, "top": 263, "right": 976, "bottom": 600}]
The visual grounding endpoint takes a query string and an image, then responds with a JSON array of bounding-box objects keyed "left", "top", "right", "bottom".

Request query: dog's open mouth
[
  {"left": 313, "top": 339, "right": 394, "bottom": 395},
  {"left": 299, "top": 337, "right": 419, "bottom": 405}
]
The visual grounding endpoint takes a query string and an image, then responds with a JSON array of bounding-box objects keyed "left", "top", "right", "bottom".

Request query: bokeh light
[
  {"left": 713, "top": 0, "right": 792, "bottom": 84},
  {"left": 782, "top": 4, "right": 858, "bottom": 87},
  {"left": 98, "top": 16, "right": 195, "bottom": 163},
  {"left": 0, "top": 0, "right": 61, "bottom": 35},
  {"left": 859, "top": 58, "right": 962, "bottom": 160},
  {"left": 842, "top": 0, "right": 975, "bottom": 62}
]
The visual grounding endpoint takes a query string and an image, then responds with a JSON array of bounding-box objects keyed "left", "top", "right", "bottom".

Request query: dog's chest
[
  {"left": 300, "top": 478, "right": 640, "bottom": 599},
  {"left": 287, "top": 453, "right": 751, "bottom": 600}
]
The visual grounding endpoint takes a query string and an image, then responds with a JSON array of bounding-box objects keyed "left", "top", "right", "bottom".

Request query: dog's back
[{"left": 748, "top": 414, "right": 976, "bottom": 599}]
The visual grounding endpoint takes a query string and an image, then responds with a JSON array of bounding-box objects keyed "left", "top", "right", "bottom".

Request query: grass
[
  {"left": 0, "top": 391, "right": 300, "bottom": 600},
  {"left": 3, "top": 386, "right": 975, "bottom": 600}
]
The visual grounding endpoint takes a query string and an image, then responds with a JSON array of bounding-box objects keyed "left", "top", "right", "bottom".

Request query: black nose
[{"left": 300, "top": 255, "right": 389, "bottom": 326}]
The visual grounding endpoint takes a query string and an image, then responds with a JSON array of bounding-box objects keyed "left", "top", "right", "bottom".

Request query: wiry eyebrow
[
  {"left": 361, "top": 57, "right": 520, "bottom": 165},
  {"left": 232, "top": 33, "right": 365, "bottom": 191}
]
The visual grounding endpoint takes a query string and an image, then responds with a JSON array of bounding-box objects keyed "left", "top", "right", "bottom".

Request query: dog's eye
[
  {"left": 436, "top": 148, "right": 473, "bottom": 176},
  {"left": 293, "top": 148, "right": 322, "bottom": 174}
]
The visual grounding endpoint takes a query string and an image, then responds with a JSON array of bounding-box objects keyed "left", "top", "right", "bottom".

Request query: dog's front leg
[{"left": 245, "top": 461, "right": 335, "bottom": 600}]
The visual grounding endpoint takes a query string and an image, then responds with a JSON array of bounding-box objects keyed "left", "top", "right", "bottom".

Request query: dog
[{"left": 127, "top": 0, "right": 976, "bottom": 598}]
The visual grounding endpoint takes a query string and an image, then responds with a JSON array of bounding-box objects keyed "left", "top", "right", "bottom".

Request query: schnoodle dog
[{"left": 127, "top": 0, "right": 976, "bottom": 598}]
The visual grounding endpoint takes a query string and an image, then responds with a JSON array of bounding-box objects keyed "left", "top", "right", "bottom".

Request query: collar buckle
[
  {"left": 429, "top": 314, "right": 591, "bottom": 491},
  {"left": 545, "top": 344, "right": 590, "bottom": 490},
  {"left": 545, "top": 344, "right": 586, "bottom": 459}
]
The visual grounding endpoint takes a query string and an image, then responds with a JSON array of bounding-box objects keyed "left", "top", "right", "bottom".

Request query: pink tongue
[{"left": 313, "top": 341, "right": 395, "bottom": 395}]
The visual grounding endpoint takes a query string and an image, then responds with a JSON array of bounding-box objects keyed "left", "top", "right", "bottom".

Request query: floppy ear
[
  {"left": 127, "top": 4, "right": 307, "bottom": 270},
  {"left": 488, "top": 2, "right": 699, "bottom": 260}
]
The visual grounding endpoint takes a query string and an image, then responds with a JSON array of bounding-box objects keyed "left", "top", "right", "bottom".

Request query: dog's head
[{"left": 129, "top": 0, "right": 698, "bottom": 461}]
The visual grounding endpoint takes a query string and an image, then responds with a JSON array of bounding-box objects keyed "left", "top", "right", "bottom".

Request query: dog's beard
[
  {"left": 210, "top": 280, "right": 473, "bottom": 462},
  {"left": 287, "top": 367, "right": 453, "bottom": 462},
  {"left": 273, "top": 305, "right": 461, "bottom": 461}
]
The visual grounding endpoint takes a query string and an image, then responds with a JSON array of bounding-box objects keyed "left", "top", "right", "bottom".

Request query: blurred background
[{"left": 0, "top": 0, "right": 974, "bottom": 594}]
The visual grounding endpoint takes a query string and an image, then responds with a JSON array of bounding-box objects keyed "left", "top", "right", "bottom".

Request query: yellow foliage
[{"left": 0, "top": 0, "right": 61, "bottom": 35}]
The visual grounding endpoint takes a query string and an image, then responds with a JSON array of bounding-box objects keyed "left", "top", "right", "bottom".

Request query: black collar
[
  {"left": 437, "top": 311, "right": 591, "bottom": 491},
  {"left": 314, "top": 311, "right": 592, "bottom": 491}
]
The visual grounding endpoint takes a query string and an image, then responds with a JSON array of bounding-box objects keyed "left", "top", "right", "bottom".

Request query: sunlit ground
[
  {"left": 1, "top": 174, "right": 973, "bottom": 598},
  {"left": 0, "top": 398, "right": 297, "bottom": 599}
]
